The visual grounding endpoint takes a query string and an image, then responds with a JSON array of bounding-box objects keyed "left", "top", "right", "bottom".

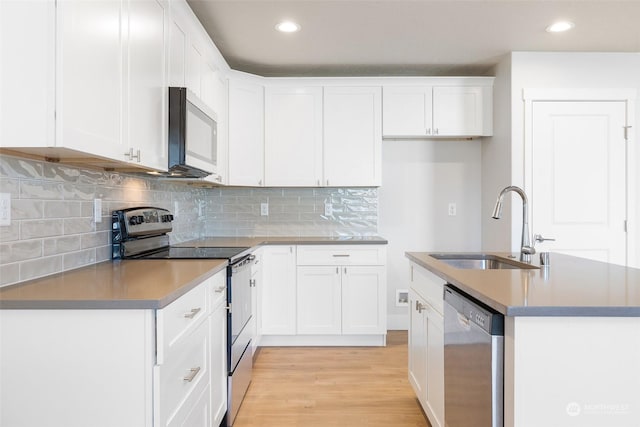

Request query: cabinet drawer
[
  {"left": 410, "top": 262, "right": 444, "bottom": 315},
  {"left": 156, "top": 320, "right": 210, "bottom": 427},
  {"left": 157, "top": 280, "right": 209, "bottom": 359},
  {"left": 297, "top": 245, "right": 386, "bottom": 266}
]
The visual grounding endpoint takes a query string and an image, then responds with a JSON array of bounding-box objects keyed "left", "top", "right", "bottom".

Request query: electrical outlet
[
  {"left": 260, "top": 203, "right": 269, "bottom": 216},
  {"left": 448, "top": 202, "right": 457, "bottom": 216},
  {"left": 324, "top": 202, "right": 333, "bottom": 216},
  {"left": 0, "top": 193, "right": 10, "bottom": 226},
  {"left": 94, "top": 198, "right": 102, "bottom": 223}
]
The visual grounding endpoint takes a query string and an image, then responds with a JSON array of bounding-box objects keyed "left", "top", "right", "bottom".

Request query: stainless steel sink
[{"left": 431, "top": 253, "right": 538, "bottom": 270}]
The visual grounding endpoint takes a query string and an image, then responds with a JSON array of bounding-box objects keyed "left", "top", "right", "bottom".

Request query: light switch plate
[
  {"left": 0, "top": 193, "right": 11, "bottom": 226},
  {"left": 324, "top": 202, "right": 333, "bottom": 216},
  {"left": 448, "top": 202, "right": 457, "bottom": 216}
]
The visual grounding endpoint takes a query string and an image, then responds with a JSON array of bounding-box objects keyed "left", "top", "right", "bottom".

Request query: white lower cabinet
[
  {"left": 260, "top": 244, "right": 388, "bottom": 346},
  {"left": 259, "top": 245, "right": 297, "bottom": 335},
  {"left": 408, "top": 262, "right": 444, "bottom": 427},
  {"left": 0, "top": 270, "right": 227, "bottom": 427}
]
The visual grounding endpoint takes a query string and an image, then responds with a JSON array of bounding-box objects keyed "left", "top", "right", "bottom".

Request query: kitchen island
[{"left": 406, "top": 251, "right": 640, "bottom": 427}]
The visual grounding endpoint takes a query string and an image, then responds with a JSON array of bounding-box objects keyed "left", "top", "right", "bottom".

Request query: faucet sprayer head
[{"left": 491, "top": 198, "right": 503, "bottom": 219}]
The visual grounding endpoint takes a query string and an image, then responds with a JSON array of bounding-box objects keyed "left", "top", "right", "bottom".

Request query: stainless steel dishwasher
[{"left": 444, "top": 284, "right": 504, "bottom": 427}]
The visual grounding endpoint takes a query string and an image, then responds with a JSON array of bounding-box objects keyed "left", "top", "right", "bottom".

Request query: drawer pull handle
[
  {"left": 214, "top": 286, "right": 226, "bottom": 293},
  {"left": 332, "top": 254, "right": 350, "bottom": 257},
  {"left": 183, "top": 367, "right": 201, "bottom": 382},
  {"left": 184, "top": 308, "right": 201, "bottom": 319}
]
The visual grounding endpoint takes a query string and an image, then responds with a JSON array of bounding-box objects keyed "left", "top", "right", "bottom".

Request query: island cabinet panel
[
  {"left": 506, "top": 316, "right": 640, "bottom": 427},
  {"left": 408, "top": 262, "right": 444, "bottom": 427},
  {"left": 0, "top": 270, "right": 228, "bottom": 427}
]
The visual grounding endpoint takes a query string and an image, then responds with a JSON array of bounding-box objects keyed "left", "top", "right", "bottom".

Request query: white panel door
[
  {"left": 296, "top": 266, "right": 341, "bottom": 334},
  {"left": 264, "top": 86, "right": 323, "bottom": 186},
  {"left": 128, "top": 0, "right": 167, "bottom": 171},
  {"left": 167, "top": 8, "right": 187, "bottom": 87},
  {"left": 57, "top": 0, "right": 126, "bottom": 159},
  {"left": 341, "top": 266, "right": 385, "bottom": 334},
  {"left": 228, "top": 78, "right": 264, "bottom": 186},
  {"left": 531, "top": 101, "right": 627, "bottom": 265},
  {"left": 259, "top": 246, "right": 296, "bottom": 335},
  {"left": 382, "top": 86, "right": 432, "bottom": 137},
  {"left": 432, "top": 86, "right": 483, "bottom": 136},
  {"left": 324, "top": 86, "right": 382, "bottom": 186}
]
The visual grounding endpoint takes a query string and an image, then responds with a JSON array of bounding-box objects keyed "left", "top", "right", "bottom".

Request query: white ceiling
[{"left": 186, "top": 0, "right": 640, "bottom": 77}]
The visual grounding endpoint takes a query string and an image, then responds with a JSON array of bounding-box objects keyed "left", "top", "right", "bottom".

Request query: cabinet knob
[
  {"left": 434, "top": 128, "right": 439, "bottom": 135},
  {"left": 426, "top": 128, "right": 431, "bottom": 135},
  {"left": 416, "top": 301, "right": 425, "bottom": 313},
  {"left": 258, "top": 179, "right": 263, "bottom": 186}
]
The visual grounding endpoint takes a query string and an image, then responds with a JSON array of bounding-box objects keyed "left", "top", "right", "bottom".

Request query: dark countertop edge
[
  {"left": 0, "top": 261, "right": 228, "bottom": 310},
  {"left": 406, "top": 252, "right": 640, "bottom": 317}
]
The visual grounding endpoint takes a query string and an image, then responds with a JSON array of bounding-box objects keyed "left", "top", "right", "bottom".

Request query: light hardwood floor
[{"left": 233, "top": 331, "right": 431, "bottom": 427}]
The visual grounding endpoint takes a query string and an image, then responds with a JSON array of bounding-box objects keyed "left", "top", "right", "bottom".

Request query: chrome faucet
[{"left": 491, "top": 186, "right": 535, "bottom": 262}]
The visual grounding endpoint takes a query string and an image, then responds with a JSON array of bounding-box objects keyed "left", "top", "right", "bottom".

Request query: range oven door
[{"left": 227, "top": 255, "right": 253, "bottom": 426}]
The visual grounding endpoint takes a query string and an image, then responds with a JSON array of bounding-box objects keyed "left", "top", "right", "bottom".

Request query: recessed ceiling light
[
  {"left": 546, "top": 21, "right": 575, "bottom": 33},
  {"left": 275, "top": 21, "right": 300, "bottom": 33}
]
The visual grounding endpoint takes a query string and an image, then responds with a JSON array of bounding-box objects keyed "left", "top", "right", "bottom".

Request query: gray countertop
[
  {"left": 0, "top": 259, "right": 227, "bottom": 310},
  {"left": 406, "top": 252, "right": 640, "bottom": 316},
  {"left": 0, "top": 236, "right": 387, "bottom": 310}
]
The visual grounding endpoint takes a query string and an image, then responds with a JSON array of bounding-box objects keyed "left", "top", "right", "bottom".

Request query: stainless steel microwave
[{"left": 168, "top": 87, "right": 217, "bottom": 178}]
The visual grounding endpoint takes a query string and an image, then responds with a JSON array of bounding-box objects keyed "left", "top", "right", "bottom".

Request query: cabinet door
[
  {"left": 167, "top": 5, "right": 187, "bottom": 87},
  {"left": 260, "top": 245, "right": 296, "bottom": 334},
  {"left": 250, "top": 249, "right": 263, "bottom": 353},
  {"left": 297, "top": 266, "right": 342, "bottom": 334},
  {"left": 264, "top": 86, "right": 323, "bottom": 186},
  {"left": 185, "top": 37, "right": 203, "bottom": 97},
  {"left": 408, "top": 290, "right": 427, "bottom": 409},
  {"left": 57, "top": 0, "right": 126, "bottom": 160},
  {"left": 382, "top": 86, "right": 432, "bottom": 137},
  {"left": 323, "top": 87, "right": 382, "bottom": 186},
  {"left": 210, "top": 301, "right": 227, "bottom": 427},
  {"left": 341, "top": 265, "right": 385, "bottom": 334},
  {"left": 432, "top": 86, "right": 484, "bottom": 136},
  {"left": 127, "top": 0, "right": 167, "bottom": 171},
  {"left": 425, "top": 306, "right": 444, "bottom": 427},
  {"left": 0, "top": 0, "right": 55, "bottom": 148},
  {"left": 228, "top": 78, "right": 264, "bottom": 186},
  {"left": 167, "top": 385, "right": 211, "bottom": 427}
]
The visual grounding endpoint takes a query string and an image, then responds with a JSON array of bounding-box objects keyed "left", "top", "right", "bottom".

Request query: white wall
[
  {"left": 481, "top": 54, "right": 514, "bottom": 251},
  {"left": 482, "top": 52, "right": 640, "bottom": 267},
  {"left": 379, "top": 139, "right": 482, "bottom": 329}
]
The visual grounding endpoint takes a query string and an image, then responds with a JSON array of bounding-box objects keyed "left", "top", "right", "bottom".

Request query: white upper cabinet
[
  {"left": 228, "top": 75, "right": 264, "bottom": 186},
  {"left": 127, "top": 0, "right": 168, "bottom": 171},
  {"left": 1, "top": 0, "right": 169, "bottom": 172},
  {"left": 167, "top": 4, "right": 187, "bottom": 88},
  {"left": 382, "top": 87, "right": 433, "bottom": 137},
  {"left": 264, "top": 86, "right": 323, "bottom": 186},
  {"left": 383, "top": 79, "right": 493, "bottom": 138},
  {"left": 57, "top": 0, "right": 127, "bottom": 160},
  {"left": 323, "top": 86, "right": 382, "bottom": 187},
  {"left": 0, "top": 1, "right": 54, "bottom": 149}
]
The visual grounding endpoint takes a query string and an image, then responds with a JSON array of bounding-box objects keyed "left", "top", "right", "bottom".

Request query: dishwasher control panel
[{"left": 444, "top": 284, "right": 503, "bottom": 335}]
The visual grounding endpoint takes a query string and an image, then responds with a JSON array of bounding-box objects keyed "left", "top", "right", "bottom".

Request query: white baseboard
[{"left": 387, "top": 313, "right": 408, "bottom": 330}]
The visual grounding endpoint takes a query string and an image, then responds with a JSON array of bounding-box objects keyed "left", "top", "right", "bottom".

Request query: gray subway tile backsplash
[{"left": 0, "top": 154, "right": 378, "bottom": 287}]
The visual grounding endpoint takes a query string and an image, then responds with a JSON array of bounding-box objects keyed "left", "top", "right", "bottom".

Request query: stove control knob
[
  {"left": 129, "top": 216, "right": 138, "bottom": 225},
  {"left": 137, "top": 215, "right": 145, "bottom": 224}
]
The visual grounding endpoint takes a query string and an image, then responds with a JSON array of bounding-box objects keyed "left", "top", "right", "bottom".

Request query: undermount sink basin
[{"left": 430, "top": 253, "right": 538, "bottom": 270}]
